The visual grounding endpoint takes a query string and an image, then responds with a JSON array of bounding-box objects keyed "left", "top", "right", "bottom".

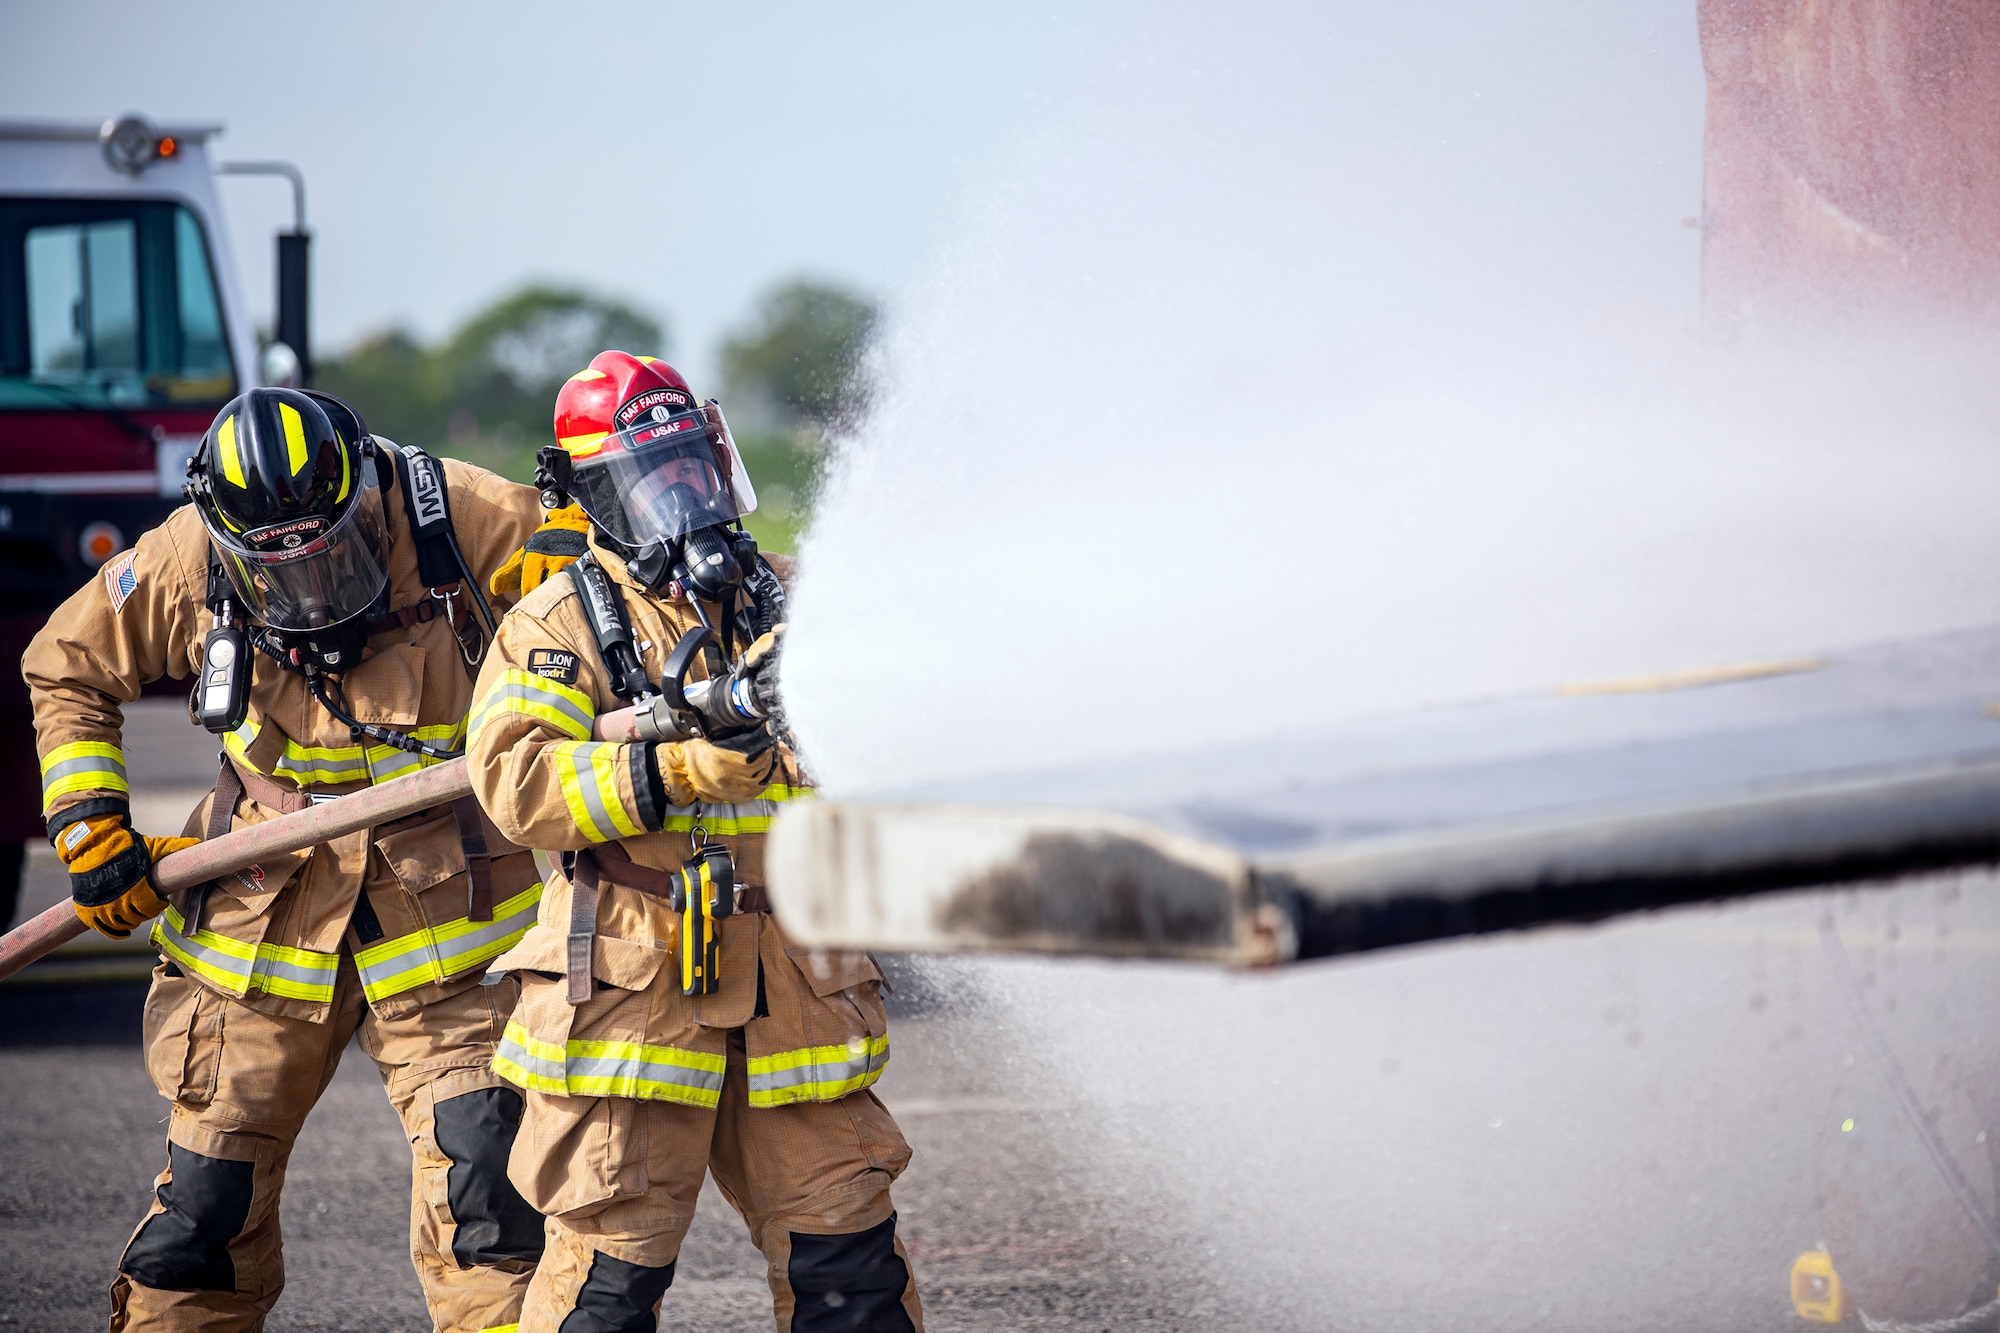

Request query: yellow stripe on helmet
[
  {"left": 559, "top": 430, "right": 611, "bottom": 458},
  {"left": 217, "top": 414, "right": 246, "bottom": 489},
  {"left": 279, "top": 401, "right": 309, "bottom": 476},
  {"left": 566, "top": 368, "right": 609, "bottom": 382}
]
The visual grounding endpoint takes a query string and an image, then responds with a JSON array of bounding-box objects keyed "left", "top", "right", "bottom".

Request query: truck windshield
[{"left": 0, "top": 198, "right": 237, "bottom": 410}]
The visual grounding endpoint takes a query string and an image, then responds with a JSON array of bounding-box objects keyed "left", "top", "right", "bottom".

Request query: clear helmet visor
[
  {"left": 202, "top": 475, "right": 391, "bottom": 630},
  {"left": 569, "top": 400, "right": 757, "bottom": 548}
]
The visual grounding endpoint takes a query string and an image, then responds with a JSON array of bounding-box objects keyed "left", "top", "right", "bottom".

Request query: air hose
[{"left": 308, "top": 672, "right": 464, "bottom": 761}]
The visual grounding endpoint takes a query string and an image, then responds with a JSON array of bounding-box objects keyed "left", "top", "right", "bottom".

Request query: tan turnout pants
[
  {"left": 109, "top": 957, "right": 541, "bottom": 1332},
  {"left": 513, "top": 1030, "right": 923, "bottom": 1332}
]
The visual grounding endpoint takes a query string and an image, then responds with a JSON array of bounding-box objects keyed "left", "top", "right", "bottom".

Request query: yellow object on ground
[{"left": 1790, "top": 1249, "right": 1845, "bottom": 1323}]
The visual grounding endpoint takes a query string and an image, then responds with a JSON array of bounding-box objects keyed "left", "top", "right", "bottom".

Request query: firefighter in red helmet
[{"left": 468, "top": 351, "right": 923, "bottom": 1331}]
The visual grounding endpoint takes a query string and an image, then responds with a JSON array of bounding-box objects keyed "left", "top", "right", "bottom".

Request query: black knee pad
[
  {"left": 558, "top": 1251, "right": 676, "bottom": 1333},
  {"left": 788, "top": 1213, "right": 916, "bottom": 1333},
  {"left": 433, "top": 1086, "right": 547, "bottom": 1266},
  {"left": 119, "top": 1143, "right": 255, "bottom": 1292}
]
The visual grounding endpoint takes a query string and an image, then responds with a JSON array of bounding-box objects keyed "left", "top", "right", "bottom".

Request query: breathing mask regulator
[{"left": 187, "top": 387, "right": 491, "bottom": 764}]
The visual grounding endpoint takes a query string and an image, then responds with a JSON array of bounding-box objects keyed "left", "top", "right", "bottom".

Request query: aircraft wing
[{"left": 767, "top": 625, "right": 2000, "bottom": 964}]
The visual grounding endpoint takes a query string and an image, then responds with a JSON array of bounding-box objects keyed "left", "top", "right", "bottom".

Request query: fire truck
[{"left": 0, "top": 115, "right": 310, "bottom": 928}]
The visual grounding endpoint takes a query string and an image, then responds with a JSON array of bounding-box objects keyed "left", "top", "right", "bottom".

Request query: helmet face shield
[
  {"left": 568, "top": 400, "right": 758, "bottom": 548},
  {"left": 204, "top": 475, "right": 390, "bottom": 630}
]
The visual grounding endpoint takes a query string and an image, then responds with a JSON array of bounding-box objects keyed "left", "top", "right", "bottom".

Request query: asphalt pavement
[
  {"left": 0, "top": 704, "right": 1211, "bottom": 1331},
  {"left": 6, "top": 702, "right": 1999, "bottom": 1330}
]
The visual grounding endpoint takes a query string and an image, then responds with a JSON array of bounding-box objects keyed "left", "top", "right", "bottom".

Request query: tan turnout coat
[
  {"left": 25, "top": 458, "right": 545, "bottom": 1023},
  {"left": 468, "top": 538, "right": 892, "bottom": 1120}
]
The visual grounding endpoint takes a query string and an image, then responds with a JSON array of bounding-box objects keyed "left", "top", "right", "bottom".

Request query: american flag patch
[{"left": 102, "top": 550, "right": 138, "bottom": 613}]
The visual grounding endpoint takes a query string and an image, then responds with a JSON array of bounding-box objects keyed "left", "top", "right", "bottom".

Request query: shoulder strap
[
  {"left": 382, "top": 441, "right": 466, "bottom": 590},
  {"left": 378, "top": 440, "right": 498, "bottom": 667},
  {"left": 567, "top": 553, "right": 653, "bottom": 702}
]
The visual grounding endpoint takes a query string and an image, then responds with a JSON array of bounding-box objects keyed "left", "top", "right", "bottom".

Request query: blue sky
[{"left": 1, "top": 1, "right": 1095, "bottom": 388}]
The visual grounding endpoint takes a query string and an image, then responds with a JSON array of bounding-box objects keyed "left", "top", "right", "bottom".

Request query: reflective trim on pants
[
  {"left": 354, "top": 882, "right": 544, "bottom": 1003},
  {"left": 151, "top": 904, "right": 340, "bottom": 1003},
  {"left": 492, "top": 1021, "right": 726, "bottom": 1107},
  {"left": 746, "top": 1033, "right": 890, "bottom": 1108}
]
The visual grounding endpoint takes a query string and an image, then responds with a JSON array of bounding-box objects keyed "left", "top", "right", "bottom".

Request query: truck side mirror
[{"left": 261, "top": 341, "right": 301, "bottom": 389}]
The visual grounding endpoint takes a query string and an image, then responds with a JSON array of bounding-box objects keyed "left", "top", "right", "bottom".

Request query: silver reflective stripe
[
  {"left": 354, "top": 888, "right": 541, "bottom": 1002},
  {"left": 566, "top": 1054, "right": 727, "bottom": 1097},
  {"left": 41, "top": 753, "right": 128, "bottom": 785},
  {"left": 151, "top": 908, "right": 340, "bottom": 1003},
  {"left": 495, "top": 1032, "right": 566, "bottom": 1084},
  {"left": 748, "top": 1043, "right": 888, "bottom": 1095},
  {"left": 274, "top": 750, "right": 369, "bottom": 781},
  {"left": 471, "top": 679, "right": 594, "bottom": 738},
  {"left": 566, "top": 743, "right": 624, "bottom": 842}
]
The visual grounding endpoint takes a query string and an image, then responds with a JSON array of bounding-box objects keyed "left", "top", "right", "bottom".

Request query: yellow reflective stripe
[
  {"left": 335, "top": 437, "right": 351, "bottom": 503},
  {"left": 653, "top": 783, "right": 811, "bottom": 836},
  {"left": 492, "top": 1021, "right": 725, "bottom": 1107},
  {"left": 279, "top": 400, "right": 308, "bottom": 476},
  {"left": 218, "top": 413, "right": 245, "bottom": 488},
  {"left": 352, "top": 882, "right": 543, "bottom": 1003},
  {"left": 469, "top": 669, "right": 594, "bottom": 746},
  {"left": 150, "top": 904, "right": 339, "bottom": 1003},
  {"left": 553, "top": 741, "right": 642, "bottom": 843},
  {"left": 657, "top": 810, "right": 776, "bottom": 835},
  {"left": 40, "top": 740, "right": 130, "bottom": 811},
  {"left": 231, "top": 719, "right": 464, "bottom": 788},
  {"left": 745, "top": 1033, "right": 890, "bottom": 1107},
  {"left": 223, "top": 719, "right": 259, "bottom": 766},
  {"left": 480, "top": 1326, "right": 520, "bottom": 1333}
]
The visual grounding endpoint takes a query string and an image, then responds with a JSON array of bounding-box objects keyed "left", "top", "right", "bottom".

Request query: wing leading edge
[{"left": 768, "top": 626, "right": 2000, "bottom": 963}]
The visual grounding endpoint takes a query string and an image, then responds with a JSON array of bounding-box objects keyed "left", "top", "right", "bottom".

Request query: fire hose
[{"left": 0, "top": 758, "right": 474, "bottom": 984}]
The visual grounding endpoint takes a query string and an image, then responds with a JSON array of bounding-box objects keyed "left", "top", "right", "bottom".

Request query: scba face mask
[
  {"left": 191, "top": 387, "right": 394, "bottom": 668},
  {"left": 563, "top": 396, "right": 760, "bottom": 598}
]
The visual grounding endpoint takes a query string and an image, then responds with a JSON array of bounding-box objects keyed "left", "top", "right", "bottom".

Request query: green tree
[
  {"left": 719, "top": 279, "right": 878, "bottom": 434},
  {"left": 317, "top": 285, "right": 664, "bottom": 481}
]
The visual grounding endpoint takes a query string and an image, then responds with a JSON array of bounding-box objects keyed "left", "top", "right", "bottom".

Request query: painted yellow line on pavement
[{"left": 1558, "top": 658, "right": 1825, "bottom": 696}]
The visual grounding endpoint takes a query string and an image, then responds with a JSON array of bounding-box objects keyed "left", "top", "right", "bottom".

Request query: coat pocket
[
  {"left": 781, "top": 941, "right": 885, "bottom": 998},
  {"left": 142, "top": 962, "right": 222, "bottom": 1106}
]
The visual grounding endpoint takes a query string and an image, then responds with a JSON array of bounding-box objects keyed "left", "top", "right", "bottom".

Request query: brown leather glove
[
  {"left": 489, "top": 503, "right": 592, "bottom": 599},
  {"left": 51, "top": 802, "right": 200, "bottom": 939},
  {"left": 653, "top": 737, "right": 780, "bottom": 807}
]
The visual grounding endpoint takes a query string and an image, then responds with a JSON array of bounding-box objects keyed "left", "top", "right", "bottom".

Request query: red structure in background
[{"left": 1698, "top": 0, "right": 2000, "bottom": 331}]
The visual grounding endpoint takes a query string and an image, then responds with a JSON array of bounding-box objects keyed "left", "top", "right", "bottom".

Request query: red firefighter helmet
[{"left": 551, "top": 350, "right": 756, "bottom": 551}]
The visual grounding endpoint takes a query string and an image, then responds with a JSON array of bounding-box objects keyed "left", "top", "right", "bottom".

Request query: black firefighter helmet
[{"left": 189, "top": 387, "right": 392, "bottom": 632}]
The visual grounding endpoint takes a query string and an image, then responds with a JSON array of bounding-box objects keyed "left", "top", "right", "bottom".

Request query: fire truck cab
[{"left": 0, "top": 117, "right": 301, "bottom": 926}]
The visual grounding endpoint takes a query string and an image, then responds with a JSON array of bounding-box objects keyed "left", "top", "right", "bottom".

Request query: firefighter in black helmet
[
  {"left": 25, "top": 385, "right": 561, "bottom": 1331},
  {"left": 188, "top": 387, "right": 396, "bottom": 670}
]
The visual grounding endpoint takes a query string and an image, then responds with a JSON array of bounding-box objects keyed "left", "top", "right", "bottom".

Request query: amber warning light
[{"left": 157, "top": 136, "right": 177, "bottom": 158}]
